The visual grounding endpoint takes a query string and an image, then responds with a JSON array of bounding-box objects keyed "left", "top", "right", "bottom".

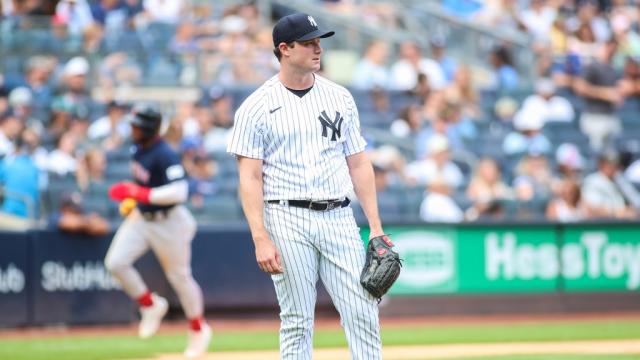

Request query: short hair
[{"left": 273, "top": 42, "right": 295, "bottom": 62}]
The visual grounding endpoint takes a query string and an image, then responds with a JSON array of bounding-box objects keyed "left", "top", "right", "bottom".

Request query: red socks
[
  {"left": 137, "top": 291, "right": 153, "bottom": 307},
  {"left": 189, "top": 317, "right": 203, "bottom": 331}
]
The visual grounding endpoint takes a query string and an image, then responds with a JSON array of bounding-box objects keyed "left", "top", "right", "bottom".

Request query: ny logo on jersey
[{"left": 318, "top": 111, "right": 343, "bottom": 141}]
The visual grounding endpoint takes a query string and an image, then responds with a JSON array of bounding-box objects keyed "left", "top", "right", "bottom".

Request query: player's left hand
[{"left": 108, "top": 182, "right": 151, "bottom": 203}]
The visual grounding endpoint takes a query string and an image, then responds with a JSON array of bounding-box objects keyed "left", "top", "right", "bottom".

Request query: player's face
[
  {"left": 131, "top": 125, "right": 144, "bottom": 143},
  {"left": 290, "top": 38, "right": 323, "bottom": 72}
]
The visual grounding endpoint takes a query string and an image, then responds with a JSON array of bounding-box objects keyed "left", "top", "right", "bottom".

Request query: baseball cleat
[
  {"left": 184, "top": 323, "right": 212, "bottom": 358},
  {"left": 138, "top": 293, "right": 168, "bottom": 339}
]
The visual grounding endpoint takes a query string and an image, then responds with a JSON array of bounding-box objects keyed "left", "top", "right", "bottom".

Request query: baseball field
[{"left": 2, "top": 314, "right": 640, "bottom": 360}]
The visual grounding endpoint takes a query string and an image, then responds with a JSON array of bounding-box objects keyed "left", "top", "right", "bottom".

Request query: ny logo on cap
[{"left": 308, "top": 16, "right": 317, "bottom": 27}]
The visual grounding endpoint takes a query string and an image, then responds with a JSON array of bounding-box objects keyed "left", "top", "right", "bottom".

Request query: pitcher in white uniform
[{"left": 227, "top": 12, "right": 386, "bottom": 360}]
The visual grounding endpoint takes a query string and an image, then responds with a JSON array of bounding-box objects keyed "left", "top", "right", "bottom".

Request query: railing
[{"left": 397, "top": 0, "right": 536, "bottom": 86}]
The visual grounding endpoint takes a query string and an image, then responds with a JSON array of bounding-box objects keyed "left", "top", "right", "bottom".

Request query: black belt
[
  {"left": 140, "top": 208, "right": 172, "bottom": 221},
  {"left": 267, "top": 198, "right": 350, "bottom": 211}
]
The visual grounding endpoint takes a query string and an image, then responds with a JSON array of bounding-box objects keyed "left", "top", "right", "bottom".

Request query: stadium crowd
[{"left": 0, "top": 0, "right": 639, "bottom": 228}]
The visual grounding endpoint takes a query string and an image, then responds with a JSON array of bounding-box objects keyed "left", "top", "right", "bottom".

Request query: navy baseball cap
[{"left": 272, "top": 13, "right": 335, "bottom": 48}]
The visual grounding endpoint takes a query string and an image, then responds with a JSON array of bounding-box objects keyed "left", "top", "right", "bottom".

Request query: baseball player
[
  {"left": 104, "top": 104, "right": 211, "bottom": 358},
  {"left": 227, "top": 13, "right": 385, "bottom": 360}
]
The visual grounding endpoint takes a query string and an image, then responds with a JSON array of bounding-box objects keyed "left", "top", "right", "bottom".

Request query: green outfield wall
[{"left": 362, "top": 223, "right": 640, "bottom": 296}]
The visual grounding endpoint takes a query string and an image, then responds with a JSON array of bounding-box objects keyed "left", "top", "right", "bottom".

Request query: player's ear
[{"left": 279, "top": 42, "right": 294, "bottom": 57}]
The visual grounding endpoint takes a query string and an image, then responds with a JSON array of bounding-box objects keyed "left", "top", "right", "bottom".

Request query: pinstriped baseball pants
[{"left": 264, "top": 202, "right": 382, "bottom": 360}]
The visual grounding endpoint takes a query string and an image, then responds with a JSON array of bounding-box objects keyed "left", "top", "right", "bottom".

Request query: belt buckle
[{"left": 326, "top": 201, "right": 337, "bottom": 211}]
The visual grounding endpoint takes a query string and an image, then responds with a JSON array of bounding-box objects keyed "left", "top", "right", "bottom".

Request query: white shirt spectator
[
  {"left": 47, "top": 149, "right": 77, "bottom": 176},
  {"left": 351, "top": 59, "right": 390, "bottom": 90},
  {"left": 55, "top": 0, "right": 94, "bottom": 35},
  {"left": 520, "top": 95, "right": 575, "bottom": 123},
  {"left": 519, "top": 6, "right": 556, "bottom": 41},
  {"left": 520, "top": 78, "right": 575, "bottom": 122},
  {"left": 0, "top": 131, "right": 14, "bottom": 157},
  {"left": 405, "top": 158, "right": 463, "bottom": 189},
  {"left": 390, "top": 58, "right": 446, "bottom": 91},
  {"left": 88, "top": 115, "right": 131, "bottom": 140},
  {"left": 420, "top": 192, "right": 464, "bottom": 222},
  {"left": 582, "top": 172, "right": 627, "bottom": 214},
  {"left": 625, "top": 159, "right": 640, "bottom": 184},
  {"left": 143, "top": 0, "right": 185, "bottom": 24}
]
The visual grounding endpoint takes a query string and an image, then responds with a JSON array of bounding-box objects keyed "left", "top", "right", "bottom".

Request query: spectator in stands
[
  {"left": 520, "top": 78, "right": 575, "bottom": 122},
  {"left": 90, "top": 0, "right": 128, "bottom": 30},
  {"left": 16, "top": 56, "right": 55, "bottom": 121},
  {"left": 98, "top": 52, "right": 144, "bottom": 88},
  {"left": 369, "top": 144, "right": 407, "bottom": 189},
  {"left": 488, "top": 45, "right": 519, "bottom": 90},
  {"left": 546, "top": 178, "right": 585, "bottom": 222},
  {"left": 624, "top": 156, "right": 640, "bottom": 184},
  {"left": 45, "top": 97, "right": 74, "bottom": 147},
  {"left": 390, "top": 41, "right": 446, "bottom": 91},
  {"left": 440, "top": 100, "right": 477, "bottom": 147},
  {"left": 492, "top": 96, "right": 519, "bottom": 137},
  {"left": 519, "top": 0, "right": 557, "bottom": 44},
  {"left": 502, "top": 110, "right": 551, "bottom": 157},
  {"left": 368, "top": 87, "right": 394, "bottom": 126},
  {"left": 415, "top": 103, "right": 468, "bottom": 159},
  {"left": 203, "top": 86, "right": 233, "bottom": 153},
  {"left": 553, "top": 142, "right": 585, "bottom": 185},
  {"left": 8, "top": 87, "right": 44, "bottom": 135},
  {"left": 169, "top": 20, "right": 200, "bottom": 56},
  {"left": 565, "top": 0, "right": 611, "bottom": 44},
  {"left": 582, "top": 149, "right": 637, "bottom": 219},
  {"left": 406, "top": 134, "right": 464, "bottom": 189},
  {"left": 76, "top": 147, "right": 107, "bottom": 192},
  {"left": 473, "top": 0, "right": 521, "bottom": 30},
  {"left": 419, "top": 175, "right": 464, "bottom": 223},
  {"left": 21, "top": 126, "right": 48, "bottom": 173},
  {"left": 443, "top": 65, "right": 481, "bottom": 120},
  {"left": 55, "top": 0, "right": 96, "bottom": 38},
  {"left": 0, "top": 112, "right": 23, "bottom": 158},
  {"left": 390, "top": 104, "right": 424, "bottom": 139},
  {"left": 0, "top": 130, "right": 40, "bottom": 219},
  {"left": 351, "top": 40, "right": 390, "bottom": 90},
  {"left": 465, "top": 157, "right": 514, "bottom": 216},
  {"left": 512, "top": 151, "right": 554, "bottom": 203},
  {"left": 430, "top": 36, "right": 457, "bottom": 83},
  {"left": 575, "top": 39, "right": 621, "bottom": 151},
  {"left": 49, "top": 191, "right": 110, "bottom": 236},
  {"left": 141, "top": 0, "right": 186, "bottom": 24},
  {"left": 187, "top": 153, "right": 218, "bottom": 209},
  {"left": 47, "top": 132, "right": 78, "bottom": 177},
  {"left": 56, "top": 56, "right": 93, "bottom": 114},
  {"left": 88, "top": 100, "right": 130, "bottom": 151},
  {"left": 618, "top": 56, "right": 640, "bottom": 102}
]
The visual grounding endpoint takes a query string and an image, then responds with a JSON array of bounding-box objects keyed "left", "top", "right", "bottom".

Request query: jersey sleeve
[
  {"left": 342, "top": 92, "right": 367, "bottom": 156},
  {"left": 160, "top": 150, "right": 186, "bottom": 184},
  {"left": 227, "top": 94, "right": 266, "bottom": 159}
]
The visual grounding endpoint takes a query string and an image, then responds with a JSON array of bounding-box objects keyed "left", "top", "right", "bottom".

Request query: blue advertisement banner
[
  {"left": 30, "top": 230, "right": 133, "bottom": 325},
  {"left": 0, "top": 232, "right": 30, "bottom": 327}
]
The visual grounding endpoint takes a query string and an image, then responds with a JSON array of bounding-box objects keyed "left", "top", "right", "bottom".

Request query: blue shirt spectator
[{"left": 0, "top": 152, "right": 39, "bottom": 218}]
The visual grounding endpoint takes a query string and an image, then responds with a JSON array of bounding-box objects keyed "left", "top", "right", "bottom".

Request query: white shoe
[
  {"left": 138, "top": 293, "right": 168, "bottom": 339},
  {"left": 184, "top": 323, "right": 212, "bottom": 358}
]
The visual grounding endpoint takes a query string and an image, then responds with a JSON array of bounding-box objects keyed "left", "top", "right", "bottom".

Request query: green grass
[{"left": 0, "top": 318, "right": 639, "bottom": 360}]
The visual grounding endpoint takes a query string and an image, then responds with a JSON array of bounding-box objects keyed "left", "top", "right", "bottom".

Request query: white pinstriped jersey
[{"left": 227, "top": 75, "right": 367, "bottom": 201}]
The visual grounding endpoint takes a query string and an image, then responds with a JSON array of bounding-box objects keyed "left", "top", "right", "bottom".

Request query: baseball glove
[{"left": 360, "top": 234, "right": 402, "bottom": 301}]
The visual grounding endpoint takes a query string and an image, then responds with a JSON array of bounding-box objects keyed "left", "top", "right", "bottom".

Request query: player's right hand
[{"left": 254, "top": 237, "right": 283, "bottom": 274}]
